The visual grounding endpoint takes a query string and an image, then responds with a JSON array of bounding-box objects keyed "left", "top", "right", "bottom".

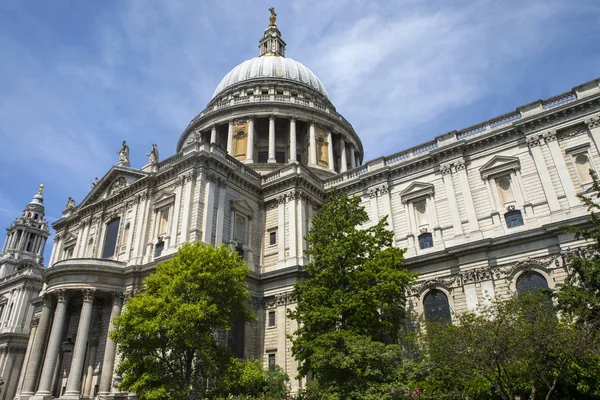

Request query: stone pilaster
[{"left": 98, "top": 292, "right": 124, "bottom": 396}]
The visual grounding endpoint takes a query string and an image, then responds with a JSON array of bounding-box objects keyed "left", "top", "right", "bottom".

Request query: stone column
[
  {"left": 20, "top": 295, "right": 53, "bottom": 397},
  {"left": 15, "top": 317, "right": 38, "bottom": 398},
  {"left": 585, "top": 116, "right": 600, "bottom": 153},
  {"left": 289, "top": 118, "right": 297, "bottom": 163},
  {"left": 214, "top": 182, "right": 227, "bottom": 246},
  {"left": 227, "top": 119, "right": 234, "bottom": 155},
  {"left": 277, "top": 196, "right": 286, "bottom": 266},
  {"left": 527, "top": 135, "right": 561, "bottom": 212},
  {"left": 202, "top": 176, "right": 217, "bottom": 244},
  {"left": 210, "top": 125, "right": 217, "bottom": 144},
  {"left": 545, "top": 131, "right": 579, "bottom": 208},
  {"left": 440, "top": 163, "right": 464, "bottom": 236},
  {"left": 327, "top": 131, "right": 335, "bottom": 172},
  {"left": 180, "top": 174, "right": 195, "bottom": 244},
  {"left": 287, "top": 194, "right": 297, "bottom": 265},
  {"left": 349, "top": 147, "right": 356, "bottom": 169},
  {"left": 309, "top": 121, "right": 317, "bottom": 167},
  {"left": 268, "top": 115, "right": 276, "bottom": 163},
  {"left": 340, "top": 138, "right": 348, "bottom": 173},
  {"left": 33, "top": 290, "right": 68, "bottom": 398},
  {"left": 62, "top": 289, "right": 95, "bottom": 398},
  {"left": 246, "top": 117, "right": 255, "bottom": 163},
  {"left": 98, "top": 292, "right": 123, "bottom": 396},
  {"left": 82, "top": 339, "right": 98, "bottom": 397},
  {"left": 455, "top": 159, "right": 480, "bottom": 233}
]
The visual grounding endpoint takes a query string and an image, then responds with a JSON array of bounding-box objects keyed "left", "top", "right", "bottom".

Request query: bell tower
[
  {"left": 0, "top": 184, "right": 50, "bottom": 278},
  {"left": 259, "top": 8, "right": 286, "bottom": 57}
]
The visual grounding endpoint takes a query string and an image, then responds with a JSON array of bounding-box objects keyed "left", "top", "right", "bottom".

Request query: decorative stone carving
[
  {"left": 265, "top": 291, "right": 295, "bottom": 308},
  {"left": 585, "top": 116, "right": 600, "bottom": 130},
  {"left": 185, "top": 130, "right": 202, "bottom": 145},
  {"left": 117, "top": 141, "right": 130, "bottom": 167},
  {"left": 82, "top": 288, "right": 95, "bottom": 302},
  {"left": 147, "top": 144, "right": 159, "bottom": 165},
  {"left": 65, "top": 197, "right": 75, "bottom": 210},
  {"left": 109, "top": 177, "right": 127, "bottom": 195},
  {"left": 91, "top": 177, "right": 99, "bottom": 189}
]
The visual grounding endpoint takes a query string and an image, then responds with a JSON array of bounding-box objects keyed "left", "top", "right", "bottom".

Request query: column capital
[
  {"left": 228, "top": 118, "right": 235, "bottom": 125},
  {"left": 55, "top": 288, "right": 68, "bottom": 303},
  {"left": 290, "top": 115, "right": 298, "bottom": 122},
  {"left": 268, "top": 114, "right": 275, "bottom": 120},
  {"left": 30, "top": 316, "right": 40, "bottom": 328},
  {"left": 82, "top": 288, "right": 96, "bottom": 302},
  {"left": 247, "top": 114, "right": 256, "bottom": 121},
  {"left": 41, "top": 293, "right": 54, "bottom": 307},
  {"left": 110, "top": 291, "right": 125, "bottom": 305}
]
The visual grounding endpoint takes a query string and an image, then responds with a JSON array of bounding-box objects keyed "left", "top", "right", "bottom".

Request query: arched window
[
  {"left": 101, "top": 218, "right": 121, "bottom": 259},
  {"left": 423, "top": 289, "right": 451, "bottom": 323},
  {"left": 516, "top": 271, "right": 548, "bottom": 295}
]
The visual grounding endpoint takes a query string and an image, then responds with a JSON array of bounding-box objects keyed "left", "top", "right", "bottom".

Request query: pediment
[
  {"left": 231, "top": 198, "right": 254, "bottom": 217},
  {"left": 400, "top": 181, "right": 434, "bottom": 203},
  {"left": 479, "top": 156, "right": 520, "bottom": 178},
  {"left": 153, "top": 189, "right": 176, "bottom": 209},
  {"left": 63, "top": 232, "right": 78, "bottom": 247},
  {"left": 78, "top": 167, "right": 148, "bottom": 209}
]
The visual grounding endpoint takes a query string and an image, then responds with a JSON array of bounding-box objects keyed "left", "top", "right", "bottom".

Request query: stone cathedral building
[{"left": 2, "top": 9, "right": 600, "bottom": 400}]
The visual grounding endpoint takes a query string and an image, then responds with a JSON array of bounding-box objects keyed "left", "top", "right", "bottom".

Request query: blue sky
[{"left": 0, "top": 0, "right": 599, "bottom": 262}]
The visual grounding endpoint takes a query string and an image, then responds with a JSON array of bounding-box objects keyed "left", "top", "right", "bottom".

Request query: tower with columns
[
  {"left": 0, "top": 186, "right": 48, "bottom": 400},
  {"left": 9, "top": 9, "right": 600, "bottom": 399}
]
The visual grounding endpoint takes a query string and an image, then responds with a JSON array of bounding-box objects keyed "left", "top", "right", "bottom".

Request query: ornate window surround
[
  {"left": 152, "top": 191, "right": 176, "bottom": 248},
  {"left": 230, "top": 199, "right": 255, "bottom": 265},
  {"left": 565, "top": 142, "right": 596, "bottom": 190},
  {"left": 400, "top": 181, "right": 440, "bottom": 254},
  {"left": 479, "top": 155, "right": 530, "bottom": 228}
]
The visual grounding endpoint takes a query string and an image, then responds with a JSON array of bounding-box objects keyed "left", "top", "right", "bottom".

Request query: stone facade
[{"left": 5, "top": 11, "right": 600, "bottom": 399}]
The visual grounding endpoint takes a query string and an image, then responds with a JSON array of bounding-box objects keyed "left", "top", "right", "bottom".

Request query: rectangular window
[
  {"left": 268, "top": 310, "right": 276, "bottom": 327},
  {"left": 157, "top": 208, "right": 169, "bottom": 236},
  {"left": 63, "top": 246, "right": 74, "bottom": 260},
  {"left": 269, "top": 231, "right": 277, "bottom": 246},
  {"left": 101, "top": 218, "right": 121, "bottom": 259},
  {"left": 418, "top": 233, "right": 434, "bottom": 249},
  {"left": 154, "top": 241, "right": 165, "bottom": 258},
  {"left": 258, "top": 151, "right": 269, "bottom": 163},
  {"left": 234, "top": 214, "right": 247, "bottom": 245},
  {"left": 268, "top": 353, "right": 276, "bottom": 369},
  {"left": 505, "top": 210, "right": 524, "bottom": 228},
  {"left": 275, "top": 151, "right": 286, "bottom": 164}
]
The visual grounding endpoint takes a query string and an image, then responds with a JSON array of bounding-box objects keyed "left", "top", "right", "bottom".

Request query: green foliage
[
  {"left": 219, "top": 359, "right": 290, "bottom": 399},
  {"left": 289, "top": 190, "right": 416, "bottom": 399},
  {"left": 111, "top": 242, "right": 255, "bottom": 400},
  {"left": 423, "top": 292, "right": 598, "bottom": 400},
  {"left": 558, "top": 169, "right": 600, "bottom": 327}
]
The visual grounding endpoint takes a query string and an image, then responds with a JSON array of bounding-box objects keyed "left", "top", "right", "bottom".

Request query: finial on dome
[
  {"left": 37, "top": 184, "right": 44, "bottom": 195},
  {"left": 259, "top": 8, "right": 286, "bottom": 57}
]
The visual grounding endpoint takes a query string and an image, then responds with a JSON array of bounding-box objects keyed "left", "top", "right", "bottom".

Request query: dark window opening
[
  {"left": 269, "top": 231, "right": 277, "bottom": 246},
  {"left": 26, "top": 235, "right": 35, "bottom": 252},
  {"left": 268, "top": 353, "right": 276, "bottom": 369},
  {"left": 505, "top": 210, "right": 524, "bottom": 228},
  {"left": 154, "top": 241, "right": 165, "bottom": 258},
  {"left": 101, "top": 218, "right": 121, "bottom": 259},
  {"left": 268, "top": 311, "right": 276, "bottom": 327},
  {"left": 236, "top": 244, "right": 244, "bottom": 258},
  {"left": 516, "top": 271, "right": 549, "bottom": 295},
  {"left": 424, "top": 289, "right": 451, "bottom": 323},
  {"left": 275, "top": 151, "right": 286, "bottom": 163},
  {"left": 258, "top": 151, "right": 269, "bottom": 163},
  {"left": 418, "top": 232, "right": 434, "bottom": 249}
]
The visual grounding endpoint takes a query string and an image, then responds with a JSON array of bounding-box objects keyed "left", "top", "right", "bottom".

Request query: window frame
[
  {"left": 566, "top": 143, "right": 595, "bottom": 188},
  {"left": 422, "top": 289, "right": 452, "bottom": 323},
  {"left": 268, "top": 310, "right": 276, "bottom": 327},
  {"left": 101, "top": 217, "right": 121, "bottom": 259}
]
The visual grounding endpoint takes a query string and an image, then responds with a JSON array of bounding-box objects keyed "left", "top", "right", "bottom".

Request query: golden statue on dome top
[
  {"left": 268, "top": 7, "right": 277, "bottom": 26},
  {"left": 37, "top": 184, "right": 44, "bottom": 195}
]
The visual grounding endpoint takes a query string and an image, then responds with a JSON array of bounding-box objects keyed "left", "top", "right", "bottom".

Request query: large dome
[{"left": 212, "top": 56, "right": 329, "bottom": 100}]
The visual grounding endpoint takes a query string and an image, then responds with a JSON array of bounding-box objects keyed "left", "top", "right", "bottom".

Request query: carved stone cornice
[
  {"left": 584, "top": 116, "right": 600, "bottom": 129},
  {"left": 265, "top": 291, "right": 295, "bottom": 308}
]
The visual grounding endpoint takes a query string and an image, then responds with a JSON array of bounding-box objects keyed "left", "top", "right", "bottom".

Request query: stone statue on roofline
[
  {"left": 147, "top": 143, "right": 159, "bottom": 165},
  {"left": 117, "top": 140, "right": 130, "bottom": 167}
]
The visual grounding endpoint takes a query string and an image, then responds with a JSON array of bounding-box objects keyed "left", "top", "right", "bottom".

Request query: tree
[
  {"left": 557, "top": 169, "right": 600, "bottom": 327},
  {"left": 111, "top": 242, "right": 255, "bottom": 400},
  {"left": 218, "top": 359, "right": 290, "bottom": 399},
  {"left": 424, "top": 292, "right": 598, "bottom": 400},
  {"left": 289, "top": 190, "right": 416, "bottom": 399}
]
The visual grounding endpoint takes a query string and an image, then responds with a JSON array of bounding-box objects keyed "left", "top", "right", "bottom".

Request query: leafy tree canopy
[
  {"left": 112, "top": 242, "right": 255, "bottom": 400},
  {"left": 289, "top": 190, "right": 416, "bottom": 399}
]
